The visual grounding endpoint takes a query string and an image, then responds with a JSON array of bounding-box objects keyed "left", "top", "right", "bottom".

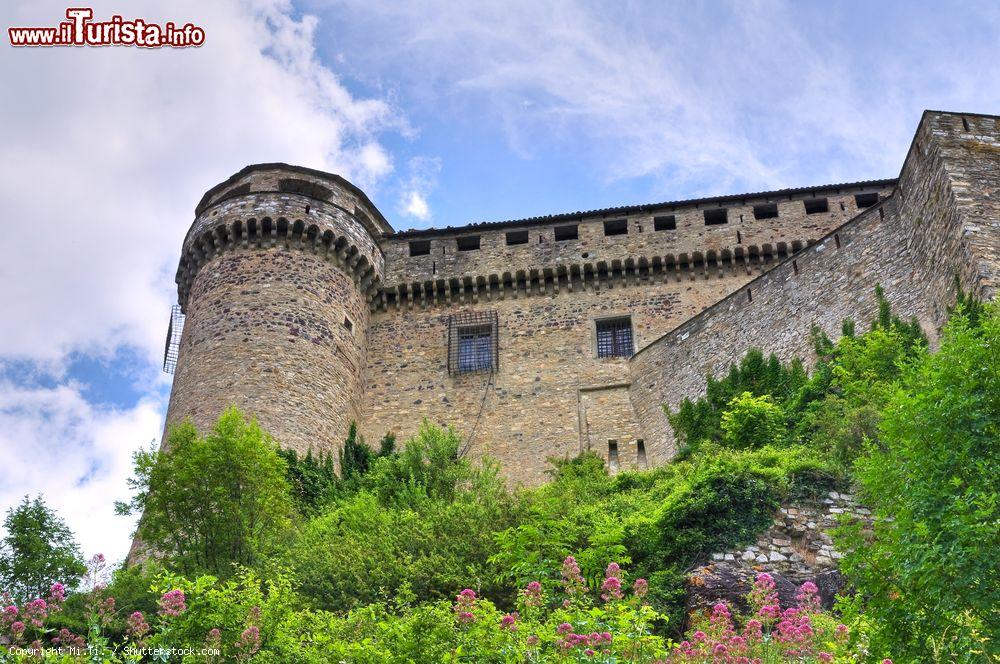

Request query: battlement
[{"left": 375, "top": 180, "right": 895, "bottom": 309}]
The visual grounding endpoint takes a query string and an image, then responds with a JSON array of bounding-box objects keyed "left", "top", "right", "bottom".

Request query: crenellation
[{"left": 161, "top": 110, "right": 1000, "bottom": 484}]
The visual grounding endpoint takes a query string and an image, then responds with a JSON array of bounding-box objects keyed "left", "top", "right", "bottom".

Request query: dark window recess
[
  {"left": 803, "top": 198, "right": 829, "bottom": 214},
  {"left": 834, "top": 234, "right": 842, "bottom": 249},
  {"left": 447, "top": 310, "right": 499, "bottom": 375},
  {"left": 456, "top": 235, "right": 481, "bottom": 251},
  {"left": 704, "top": 208, "right": 728, "bottom": 225},
  {"left": 636, "top": 439, "right": 647, "bottom": 468},
  {"left": 596, "top": 316, "right": 634, "bottom": 358},
  {"left": 608, "top": 440, "right": 619, "bottom": 471},
  {"left": 278, "top": 178, "right": 332, "bottom": 201},
  {"left": 218, "top": 183, "right": 251, "bottom": 202},
  {"left": 653, "top": 215, "right": 676, "bottom": 231},
  {"left": 554, "top": 224, "right": 579, "bottom": 241},
  {"left": 343, "top": 316, "right": 353, "bottom": 333},
  {"left": 409, "top": 240, "right": 431, "bottom": 256},
  {"left": 855, "top": 192, "right": 879, "bottom": 208},
  {"left": 753, "top": 203, "right": 778, "bottom": 220},
  {"left": 506, "top": 230, "right": 529, "bottom": 245},
  {"left": 603, "top": 218, "right": 628, "bottom": 236}
]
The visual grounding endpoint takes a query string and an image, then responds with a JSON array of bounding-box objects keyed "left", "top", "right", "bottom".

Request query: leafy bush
[
  {"left": 720, "top": 392, "right": 786, "bottom": 449},
  {"left": 116, "top": 408, "right": 294, "bottom": 578},
  {"left": 838, "top": 301, "right": 1000, "bottom": 661},
  {"left": 286, "top": 422, "right": 516, "bottom": 611}
]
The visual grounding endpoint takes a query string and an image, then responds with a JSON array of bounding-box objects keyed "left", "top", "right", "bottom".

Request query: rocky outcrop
[{"left": 686, "top": 492, "right": 870, "bottom": 620}]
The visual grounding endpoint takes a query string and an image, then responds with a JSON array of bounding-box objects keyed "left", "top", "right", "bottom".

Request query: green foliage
[
  {"left": 838, "top": 301, "right": 1000, "bottom": 661},
  {"left": 720, "top": 392, "right": 786, "bottom": 449},
  {"left": 278, "top": 446, "right": 337, "bottom": 515},
  {"left": 0, "top": 495, "right": 86, "bottom": 603},
  {"left": 338, "top": 421, "right": 372, "bottom": 480},
  {"left": 286, "top": 422, "right": 516, "bottom": 612},
  {"left": 116, "top": 407, "right": 294, "bottom": 578},
  {"left": 667, "top": 349, "right": 807, "bottom": 454}
]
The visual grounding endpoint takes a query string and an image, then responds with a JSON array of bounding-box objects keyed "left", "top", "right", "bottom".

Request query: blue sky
[{"left": 1, "top": 0, "right": 1000, "bottom": 563}]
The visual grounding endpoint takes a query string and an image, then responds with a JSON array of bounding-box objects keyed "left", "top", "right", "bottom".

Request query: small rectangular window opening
[
  {"left": 962, "top": 117, "right": 970, "bottom": 131},
  {"left": 653, "top": 215, "right": 676, "bottom": 231},
  {"left": 753, "top": 203, "right": 778, "bottom": 220},
  {"left": 343, "top": 316, "right": 353, "bottom": 333},
  {"left": 608, "top": 440, "right": 619, "bottom": 472},
  {"left": 792, "top": 260, "right": 799, "bottom": 275},
  {"left": 855, "top": 192, "right": 879, "bottom": 208},
  {"left": 603, "top": 218, "right": 628, "bottom": 236},
  {"left": 554, "top": 224, "right": 578, "bottom": 241},
  {"left": 736, "top": 230, "right": 742, "bottom": 244},
  {"left": 834, "top": 234, "right": 842, "bottom": 249},
  {"left": 456, "top": 325, "right": 493, "bottom": 373},
  {"left": 704, "top": 208, "right": 728, "bottom": 226},
  {"left": 457, "top": 235, "right": 481, "bottom": 251},
  {"left": 747, "top": 289, "right": 753, "bottom": 303},
  {"left": 506, "top": 230, "right": 529, "bottom": 246},
  {"left": 409, "top": 240, "right": 431, "bottom": 256},
  {"left": 804, "top": 198, "right": 829, "bottom": 214},
  {"left": 596, "top": 316, "right": 634, "bottom": 358},
  {"left": 636, "top": 439, "right": 647, "bottom": 469}
]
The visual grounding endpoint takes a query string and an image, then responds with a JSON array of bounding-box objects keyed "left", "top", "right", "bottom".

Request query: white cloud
[
  {"left": 398, "top": 156, "right": 440, "bottom": 222},
  {"left": 0, "top": 380, "right": 164, "bottom": 564},
  {"left": 404, "top": 191, "right": 431, "bottom": 220},
  {"left": 0, "top": 0, "right": 404, "bottom": 561}
]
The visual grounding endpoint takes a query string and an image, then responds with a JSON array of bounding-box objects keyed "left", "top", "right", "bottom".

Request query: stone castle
[{"left": 163, "top": 110, "right": 1000, "bottom": 484}]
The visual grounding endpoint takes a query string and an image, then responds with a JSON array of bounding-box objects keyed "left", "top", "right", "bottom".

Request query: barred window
[
  {"left": 596, "top": 316, "right": 633, "bottom": 358},
  {"left": 448, "top": 310, "right": 499, "bottom": 375}
]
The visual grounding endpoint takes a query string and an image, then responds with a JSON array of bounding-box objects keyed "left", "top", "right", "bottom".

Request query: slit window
[
  {"left": 653, "top": 215, "right": 676, "bottom": 231},
  {"left": 704, "top": 208, "right": 728, "bottom": 225},
  {"left": 854, "top": 192, "right": 879, "bottom": 208},
  {"left": 596, "top": 316, "right": 634, "bottom": 358},
  {"left": 554, "top": 224, "right": 579, "bottom": 241},
  {"left": 608, "top": 440, "right": 619, "bottom": 472},
  {"left": 804, "top": 198, "right": 829, "bottom": 214},
  {"left": 409, "top": 240, "right": 431, "bottom": 256},
  {"left": 603, "top": 218, "right": 628, "bottom": 236},
  {"left": 506, "top": 230, "right": 529, "bottom": 245},
  {"left": 636, "top": 439, "right": 647, "bottom": 468},
  {"left": 457, "top": 235, "right": 481, "bottom": 251},
  {"left": 447, "top": 310, "right": 499, "bottom": 375},
  {"left": 343, "top": 316, "right": 353, "bottom": 333},
  {"left": 753, "top": 203, "right": 778, "bottom": 220}
]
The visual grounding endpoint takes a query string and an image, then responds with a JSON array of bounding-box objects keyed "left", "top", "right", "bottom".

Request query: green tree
[
  {"left": 339, "top": 421, "right": 372, "bottom": 480},
  {"left": 117, "top": 407, "right": 293, "bottom": 578},
  {"left": 720, "top": 392, "right": 786, "bottom": 449},
  {"left": 0, "top": 495, "right": 86, "bottom": 603},
  {"left": 839, "top": 301, "right": 1000, "bottom": 661},
  {"left": 279, "top": 447, "right": 337, "bottom": 515}
]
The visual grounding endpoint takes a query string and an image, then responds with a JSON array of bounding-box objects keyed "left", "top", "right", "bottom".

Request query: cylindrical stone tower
[{"left": 165, "top": 164, "right": 389, "bottom": 456}]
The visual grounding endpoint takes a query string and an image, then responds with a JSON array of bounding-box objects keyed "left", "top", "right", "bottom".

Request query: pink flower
[
  {"left": 453, "top": 589, "right": 477, "bottom": 623},
  {"left": 882, "top": 660, "right": 893, "bottom": 664},
  {"left": 523, "top": 581, "right": 543, "bottom": 607},
  {"left": 713, "top": 643, "right": 728, "bottom": 655},
  {"left": 600, "top": 575, "right": 623, "bottom": 601},
  {"left": 500, "top": 613, "right": 517, "bottom": 631},
  {"left": 557, "top": 622, "right": 573, "bottom": 634},
  {"left": 605, "top": 562, "right": 622, "bottom": 578},
  {"left": 693, "top": 630, "right": 707, "bottom": 642},
  {"left": 206, "top": 628, "right": 222, "bottom": 646},
  {"left": 158, "top": 589, "right": 187, "bottom": 617},
  {"left": 11, "top": 620, "right": 25, "bottom": 634},
  {"left": 127, "top": 611, "right": 149, "bottom": 639},
  {"left": 48, "top": 583, "right": 66, "bottom": 605},
  {"left": 526, "top": 634, "right": 539, "bottom": 646},
  {"left": 633, "top": 577, "right": 648, "bottom": 599},
  {"left": 819, "top": 653, "right": 833, "bottom": 662},
  {"left": 561, "top": 556, "right": 586, "bottom": 596},
  {"left": 237, "top": 625, "right": 261, "bottom": 656}
]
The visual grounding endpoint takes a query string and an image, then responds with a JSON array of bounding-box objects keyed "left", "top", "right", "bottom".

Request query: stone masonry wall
[{"left": 629, "top": 111, "right": 1000, "bottom": 461}]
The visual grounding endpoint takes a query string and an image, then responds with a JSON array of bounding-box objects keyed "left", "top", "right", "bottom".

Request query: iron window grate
[
  {"left": 448, "top": 310, "right": 499, "bottom": 375},
  {"left": 596, "top": 316, "right": 633, "bottom": 358},
  {"left": 163, "top": 304, "right": 185, "bottom": 374}
]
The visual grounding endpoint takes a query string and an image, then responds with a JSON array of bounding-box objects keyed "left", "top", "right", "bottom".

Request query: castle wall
[{"left": 628, "top": 111, "right": 1000, "bottom": 460}]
